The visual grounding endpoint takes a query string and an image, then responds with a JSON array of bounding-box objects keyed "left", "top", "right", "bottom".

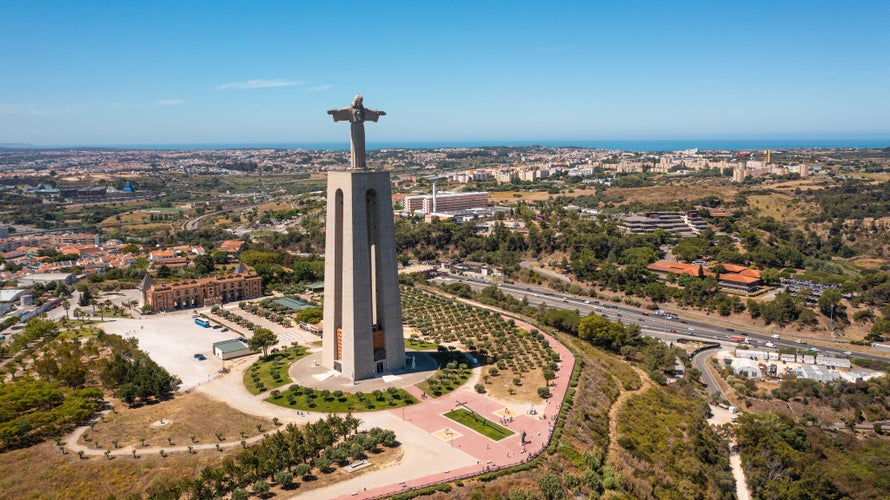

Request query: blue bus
[{"left": 195, "top": 317, "right": 211, "bottom": 328}]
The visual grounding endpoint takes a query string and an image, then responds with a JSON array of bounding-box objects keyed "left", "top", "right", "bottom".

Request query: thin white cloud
[
  {"left": 215, "top": 79, "right": 302, "bottom": 90},
  {"left": 154, "top": 99, "right": 185, "bottom": 106},
  {"left": 0, "top": 102, "right": 78, "bottom": 115},
  {"left": 109, "top": 102, "right": 148, "bottom": 111},
  {"left": 306, "top": 84, "right": 332, "bottom": 91},
  {"left": 0, "top": 103, "right": 26, "bottom": 115}
]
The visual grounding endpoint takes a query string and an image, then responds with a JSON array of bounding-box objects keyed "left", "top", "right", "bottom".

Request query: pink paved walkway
[{"left": 333, "top": 317, "right": 574, "bottom": 499}]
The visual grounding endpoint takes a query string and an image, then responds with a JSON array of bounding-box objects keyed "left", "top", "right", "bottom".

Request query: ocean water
[{"left": 35, "top": 138, "right": 890, "bottom": 152}]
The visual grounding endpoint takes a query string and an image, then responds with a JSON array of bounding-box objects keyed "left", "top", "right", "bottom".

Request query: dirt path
[
  {"left": 63, "top": 415, "right": 267, "bottom": 457},
  {"left": 606, "top": 366, "right": 652, "bottom": 468},
  {"left": 729, "top": 440, "right": 750, "bottom": 500}
]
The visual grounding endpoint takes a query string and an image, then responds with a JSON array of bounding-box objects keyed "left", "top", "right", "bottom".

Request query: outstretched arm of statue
[
  {"left": 327, "top": 108, "right": 352, "bottom": 122},
  {"left": 364, "top": 109, "right": 386, "bottom": 122}
]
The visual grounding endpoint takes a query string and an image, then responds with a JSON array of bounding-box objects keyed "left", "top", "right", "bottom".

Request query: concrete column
[{"left": 322, "top": 171, "right": 405, "bottom": 380}]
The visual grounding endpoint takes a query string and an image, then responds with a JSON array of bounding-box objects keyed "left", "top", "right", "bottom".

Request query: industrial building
[
  {"left": 403, "top": 188, "right": 489, "bottom": 215},
  {"left": 19, "top": 272, "right": 78, "bottom": 286},
  {"left": 212, "top": 338, "right": 254, "bottom": 360}
]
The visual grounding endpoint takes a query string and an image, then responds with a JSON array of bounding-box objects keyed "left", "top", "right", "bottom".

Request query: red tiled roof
[
  {"left": 646, "top": 261, "right": 703, "bottom": 276},
  {"left": 716, "top": 274, "right": 761, "bottom": 284},
  {"left": 220, "top": 240, "right": 243, "bottom": 252},
  {"left": 648, "top": 260, "right": 763, "bottom": 285}
]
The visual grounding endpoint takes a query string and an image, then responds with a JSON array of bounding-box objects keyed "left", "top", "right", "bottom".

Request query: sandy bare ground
[{"left": 708, "top": 406, "right": 750, "bottom": 500}]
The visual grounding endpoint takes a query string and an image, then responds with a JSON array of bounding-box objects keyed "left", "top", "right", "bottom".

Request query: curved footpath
[
  {"left": 605, "top": 366, "right": 652, "bottom": 469},
  {"left": 64, "top": 421, "right": 267, "bottom": 457},
  {"left": 196, "top": 317, "right": 573, "bottom": 500}
]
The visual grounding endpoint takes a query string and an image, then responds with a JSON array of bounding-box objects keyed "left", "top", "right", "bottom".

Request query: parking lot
[{"left": 96, "top": 311, "right": 255, "bottom": 391}]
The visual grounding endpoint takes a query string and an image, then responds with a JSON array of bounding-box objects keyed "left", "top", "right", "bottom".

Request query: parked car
[{"left": 193, "top": 353, "right": 206, "bottom": 361}]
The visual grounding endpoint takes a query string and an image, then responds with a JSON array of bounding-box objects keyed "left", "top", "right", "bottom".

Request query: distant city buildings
[{"left": 732, "top": 150, "right": 810, "bottom": 182}]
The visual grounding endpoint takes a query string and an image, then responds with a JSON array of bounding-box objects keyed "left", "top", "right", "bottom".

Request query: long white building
[{"left": 403, "top": 191, "right": 489, "bottom": 214}]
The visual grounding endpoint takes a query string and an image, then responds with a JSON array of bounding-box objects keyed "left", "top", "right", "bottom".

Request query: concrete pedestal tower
[{"left": 322, "top": 96, "right": 405, "bottom": 380}]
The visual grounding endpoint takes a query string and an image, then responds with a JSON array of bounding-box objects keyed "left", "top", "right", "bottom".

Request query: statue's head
[{"left": 353, "top": 94, "right": 363, "bottom": 107}]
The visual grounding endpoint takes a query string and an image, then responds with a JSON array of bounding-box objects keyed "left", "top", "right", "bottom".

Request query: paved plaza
[
  {"left": 87, "top": 300, "right": 574, "bottom": 499},
  {"left": 94, "top": 312, "right": 244, "bottom": 391},
  {"left": 289, "top": 350, "right": 439, "bottom": 392}
]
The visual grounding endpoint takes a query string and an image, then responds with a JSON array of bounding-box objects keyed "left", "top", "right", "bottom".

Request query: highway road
[
  {"left": 435, "top": 273, "right": 890, "bottom": 364},
  {"left": 181, "top": 209, "right": 227, "bottom": 230}
]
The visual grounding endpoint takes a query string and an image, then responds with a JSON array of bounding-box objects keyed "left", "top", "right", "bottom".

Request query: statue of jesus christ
[{"left": 327, "top": 94, "right": 386, "bottom": 170}]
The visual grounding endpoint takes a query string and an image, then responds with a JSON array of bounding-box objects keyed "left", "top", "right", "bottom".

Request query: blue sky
[{"left": 1, "top": 1, "right": 888, "bottom": 146}]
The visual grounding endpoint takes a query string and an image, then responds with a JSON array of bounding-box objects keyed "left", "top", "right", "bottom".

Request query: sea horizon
[{"left": 4, "top": 138, "right": 890, "bottom": 152}]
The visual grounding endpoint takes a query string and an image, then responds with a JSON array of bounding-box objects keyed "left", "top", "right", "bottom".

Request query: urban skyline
[{"left": 2, "top": 1, "right": 889, "bottom": 146}]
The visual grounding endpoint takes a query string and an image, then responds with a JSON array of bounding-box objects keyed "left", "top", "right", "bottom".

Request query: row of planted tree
[
  {"left": 401, "top": 286, "right": 560, "bottom": 381},
  {"left": 208, "top": 305, "right": 276, "bottom": 336},
  {"left": 150, "top": 414, "right": 397, "bottom": 499},
  {"left": 239, "top": 300, "right": 294, "bottom": 327}
]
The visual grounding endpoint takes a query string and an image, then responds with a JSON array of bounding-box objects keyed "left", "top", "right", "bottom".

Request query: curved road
[
  {"left": 181, "top": 209, "right": 230, "bottom": 230},
  {"left": 692, "top": 346, "right": 723, "bottom": 397},
  {"left": 437, "top": 273, "right": 889, "bottom": 364}
]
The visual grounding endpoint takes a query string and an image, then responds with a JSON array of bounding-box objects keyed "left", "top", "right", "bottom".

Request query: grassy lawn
[
  {"left": 405, "top": 337, "right": 438, "bottom": 351},
  {"left": 444, "top": 409, "right": 514, "bottom": 441},
  {"left": 266, "top": 385, "right": 418, "bottom": 412},
  {"left": 243, "top": 345, "right": 310, "bottom": 395}
]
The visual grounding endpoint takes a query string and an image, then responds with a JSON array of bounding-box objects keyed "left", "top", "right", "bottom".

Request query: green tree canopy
[
  {"left": 249, "top": 328, "right": 278, "bottom": 358},
  {"left": 578, "top": 314, "right": 640, "bottom": 352},
  {"left": 295, "top": 308, "right": 322, "bottom": 324}
]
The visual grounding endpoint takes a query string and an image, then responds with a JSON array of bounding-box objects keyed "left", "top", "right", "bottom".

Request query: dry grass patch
[
  {"left": 80, "top": 392, "right": 272, "bottom": 449},
  {"left": 486, "top": 368, "right": 546, "bottom": 402},
  {"left": 859, "top": 172, "right": 890, "bottom": 182},
  {"left": 0, "top": 400, "right": 403, "bottom": 499},
  {"left": 0, "top": 440, "right": 225, "bottom": 500},
  {"left": 770, "top": 178, "right": 827, "bottom": 191},
  {"left": 605, "top": 182, "right": 738, "bottom": 205},
  {"left": 747, "top": 192, "right": 817, "bottom": 225},
  {"left": 489, "top": 191, "right": 551, "bottom": 202}
]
